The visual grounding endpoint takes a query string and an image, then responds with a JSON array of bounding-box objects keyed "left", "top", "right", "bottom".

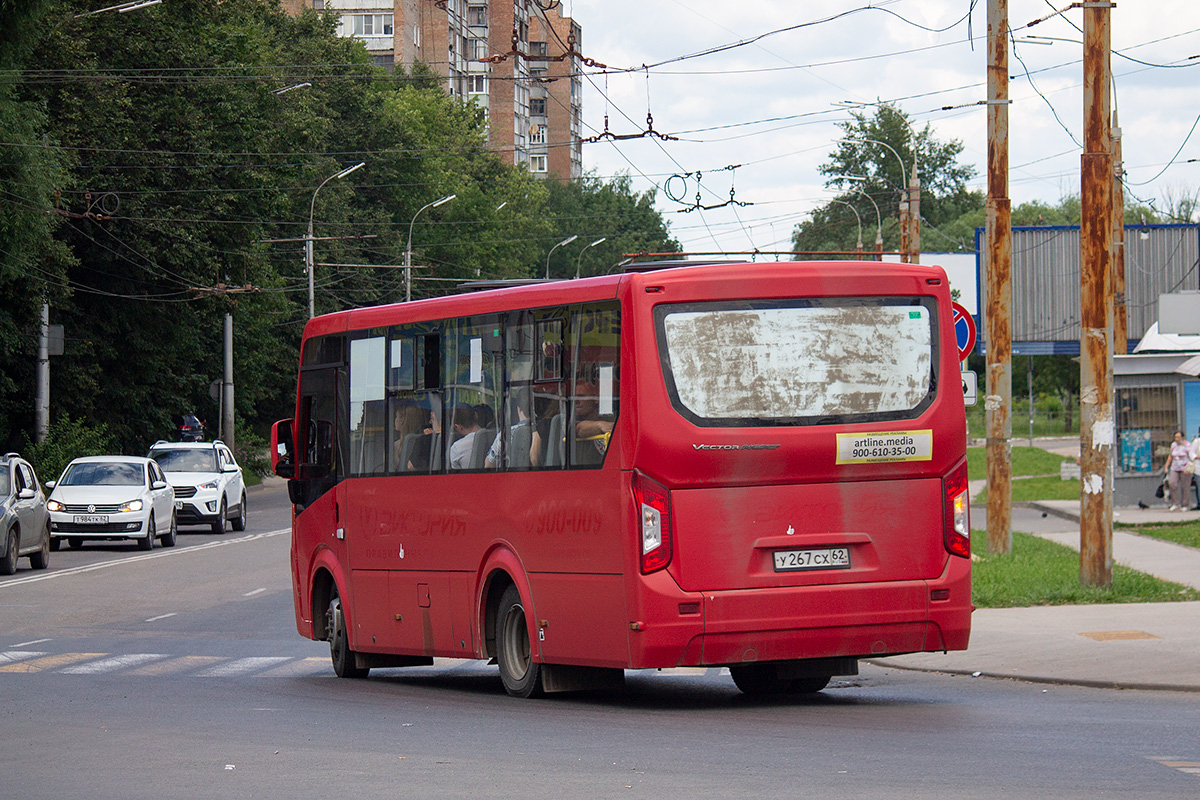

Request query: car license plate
[
  {"left": 73, "top": 514, "right": 109, "bottom": 525},
  {"left": 773, "top": 547, "right": 851, "bottom": 572}
]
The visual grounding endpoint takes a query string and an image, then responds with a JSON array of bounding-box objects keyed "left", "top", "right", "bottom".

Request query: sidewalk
[{"left": 878, "top": 492, "right": 1200, "bottom": 692}]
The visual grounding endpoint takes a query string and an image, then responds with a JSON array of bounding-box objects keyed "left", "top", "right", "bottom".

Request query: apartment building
[{"left": 281, "top": 0, "right": 583, "bottom": 180}]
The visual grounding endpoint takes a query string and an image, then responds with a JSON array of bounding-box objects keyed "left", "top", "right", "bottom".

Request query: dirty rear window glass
[{"left": 656, "top": 299, "right": 937, "bottom": 426}]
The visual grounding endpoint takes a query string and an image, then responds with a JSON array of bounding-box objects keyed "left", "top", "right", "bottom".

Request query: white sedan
[{"left": 46, "top": 456, "right": 176, "bottom": 551}]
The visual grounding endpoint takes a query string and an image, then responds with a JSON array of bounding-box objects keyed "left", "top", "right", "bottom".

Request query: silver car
[
  {"left": 46, "top": 456, "right": 176, "bottom": 551},
  {"left": 1, "top": 453, "right": 51, "bottom": 574}
]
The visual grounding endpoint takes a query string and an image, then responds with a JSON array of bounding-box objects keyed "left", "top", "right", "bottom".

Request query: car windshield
[
  {"left": 60, "top": 462, "right": 145, "bottom": 487},
  {"left": 150, "top": 449, "right": 218, "bottom": 473},
  {"left": 0, "top": 465, "right": 8, "bottom": 496}
]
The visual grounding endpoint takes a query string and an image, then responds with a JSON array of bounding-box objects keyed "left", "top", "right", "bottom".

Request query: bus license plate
[
  {"left": 773, "top": 547, "right": 851, "bottom": 572},
  {"left": 74, "top": 515, "right": 109, "bottom": 525}
]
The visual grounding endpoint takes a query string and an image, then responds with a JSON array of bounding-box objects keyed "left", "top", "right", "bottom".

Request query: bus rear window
[{"left": 657, "top": 299, "right": 937, "bottom": 426}]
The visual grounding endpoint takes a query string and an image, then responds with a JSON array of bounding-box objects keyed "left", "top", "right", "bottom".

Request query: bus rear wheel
[
  {"left": 495, "top": 585, "right": 543, "bottom": 698},
  {"left": 730, "top": 664, "right": 831, "bottom": 696},
  {"left": 328, "top": 590, "right": 369, "bottom": 679}
]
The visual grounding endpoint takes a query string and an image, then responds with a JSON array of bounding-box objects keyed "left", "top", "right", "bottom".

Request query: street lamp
[
  {"left": 843, "top": 177, "right": 883, "bottom": 259},
  {"left": 545, "top": 234, "right": 578, "bottom": 280},
  {"left": 405, "top": 193, "right": 456, "bottom": 302},
  {"left": 575, "top": 237, "right": 607, "bottom": 279},
  {"left": 307, "top": 161, "right": 365, "bottom": 318},
  {"left": 844, "top": 136, "right": 919, "bottom": 262},
  {"left": 827, "top": 199, "right": 863, "bottom": 255}
]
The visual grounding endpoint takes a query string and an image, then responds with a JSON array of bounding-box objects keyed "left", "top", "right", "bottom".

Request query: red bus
[{"left": 271, "top": 260, "right": 972, "bottom": 697}]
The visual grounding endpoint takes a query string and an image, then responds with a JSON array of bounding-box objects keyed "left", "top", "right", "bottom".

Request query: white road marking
[
  {"left": 243, "top": 588, "right": 267, "bottom": 597},
  {"left": 12, "top": 639, "right": 51, "bottom": 648},
  {"left": 195, "top": 657, "right": 291, "bottom": 677},
  {"left": 0, "top": 650, "right": 46, "bottom": 665},
  {"left": 0, "top": 529, "right": 290, "bottom": 589},
  {"left": 60, "top": 653, "right": 168, "bottom": 674},
  {"left": 145, "top": 613, "right": 177, "bottom": 623}
]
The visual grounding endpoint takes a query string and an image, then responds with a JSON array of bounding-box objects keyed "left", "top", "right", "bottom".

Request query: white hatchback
[
  {"left": 147, "top": 440, "right": 246, "bottom": 534},
  {"left": 46, "top": 456, "right": 176, "bottom": 551}
]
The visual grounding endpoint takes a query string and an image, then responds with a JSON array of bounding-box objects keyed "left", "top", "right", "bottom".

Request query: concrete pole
[
  {"left": 985, "top": 0, "right": 1013, "bottom": 554},
  {"left": 1112, "top": 113, "right": 1128, "bottom": 355},
  {"left": 1079, "top": 2, "right": 1114, "bottom": 587},
  {"left": 223, "top": 313, "right": 235, "bottom": 453},
  {"left": 908, "top": 167, "right": 921, "bottom": 264},
  {"left": 898, "top": 201, "right": 910, "bottom": 263},
  {"left": 36, "top": 301, "right": 50, "bottom": 443}
]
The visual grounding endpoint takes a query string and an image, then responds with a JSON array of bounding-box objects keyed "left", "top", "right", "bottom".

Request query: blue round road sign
[{"left": 952, "top": 302, "right": 976, "bottom": 361}]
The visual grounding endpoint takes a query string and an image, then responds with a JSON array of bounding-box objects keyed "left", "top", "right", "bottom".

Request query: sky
[{"left": 566, "top": 0, "right": 1200, "bottom": 259}]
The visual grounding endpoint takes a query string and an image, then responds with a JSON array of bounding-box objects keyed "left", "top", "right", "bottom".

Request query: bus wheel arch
[{"left": 311, "top": 568, "right": 337, "bottom": 642}]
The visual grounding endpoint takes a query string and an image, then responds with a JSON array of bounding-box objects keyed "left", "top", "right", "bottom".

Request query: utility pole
[
  {"left": 986, "top": 0, "right": 1013, "bottom": 554},
  {"left": 1112, "top": 112, "right": 1128, "bottom": 355},
  {"left": 1079, "top": 1, "right": 1114, "bottom": 587},
  {"left": 222, "top": 313, "right": 235, "bottom": 453},
  {"left": 36, "top": 301, "right": 50, "bottom": 444},
  {"left": 907, "top": 166, "right": 921, "bottom": 264}
]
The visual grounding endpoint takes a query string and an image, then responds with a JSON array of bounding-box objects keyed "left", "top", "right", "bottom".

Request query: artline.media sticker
[{"left": 836, "top": 430, "right": 934, "bottom": 464}]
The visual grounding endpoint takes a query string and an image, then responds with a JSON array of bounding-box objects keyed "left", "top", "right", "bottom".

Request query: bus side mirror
[{"left": 271, "top": 418, "right": 295, "bottom": 479}]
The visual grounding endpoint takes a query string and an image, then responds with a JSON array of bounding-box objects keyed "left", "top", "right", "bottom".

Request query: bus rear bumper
[{"left": 629, "top": 556, "right": 971, "bottom": 669}]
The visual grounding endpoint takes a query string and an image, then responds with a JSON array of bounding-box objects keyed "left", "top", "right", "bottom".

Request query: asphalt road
[{"left": 2, "top": 481, "right": 1199, "bottom": 799}]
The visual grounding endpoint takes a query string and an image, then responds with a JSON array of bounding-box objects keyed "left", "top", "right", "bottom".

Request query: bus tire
[
  {"left": 495, "top": 584, "right": 543, "bottom": 698},
  {"left": 328, "top": 590, "right": 369, "bottom": 679},
  {"left": 730, "top": 664, "right": 831, "bottom": 696}
]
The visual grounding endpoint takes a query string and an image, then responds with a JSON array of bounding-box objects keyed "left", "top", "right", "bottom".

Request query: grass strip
[
  {"left": 966, "top": 446, "right": 1070, "bottom": 480},
  {"left": 1118, "top": 520, "right": 1200, "bottom": 550},
  {"left": 970, "top": 530, "right": 1200, "bottom": 608}
]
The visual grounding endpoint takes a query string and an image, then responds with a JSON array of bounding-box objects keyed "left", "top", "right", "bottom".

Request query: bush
[
  {"left": 232, "top": 424, "right": 271, "bottom": 479},
  {"left": 22, "top": 414, "right": 117, "bottom": 484}
]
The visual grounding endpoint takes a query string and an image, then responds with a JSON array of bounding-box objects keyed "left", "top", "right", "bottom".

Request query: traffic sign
[
  {"left": 961, "top": 370, "right": 978, "bottom": 407},
  {"left": 951, "top": 302, "right": 976, "bottom": 361}
]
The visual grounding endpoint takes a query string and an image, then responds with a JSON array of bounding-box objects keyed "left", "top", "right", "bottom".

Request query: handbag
[
  {"left": 1155, "top": 479, "right": 1166, "bottom": 499},
  {"left": 1185, "top": 461, "right": 1197, "bottom": 475}
]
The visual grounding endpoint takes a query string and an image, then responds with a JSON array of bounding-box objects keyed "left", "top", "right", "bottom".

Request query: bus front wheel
[
  {"left": 496, "top": 585, "right": 543, "bottom": 698},
  {"left": 328, "top": 591, "right": 369, "bottom": 679}
]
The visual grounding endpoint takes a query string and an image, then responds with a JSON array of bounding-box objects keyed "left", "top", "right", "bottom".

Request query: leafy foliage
[
  {"left": 22, "top": 413, "right": 117, "bottom": 484},
  {"left": 0, "top": 0, "right": 677, "bottom": 454}
]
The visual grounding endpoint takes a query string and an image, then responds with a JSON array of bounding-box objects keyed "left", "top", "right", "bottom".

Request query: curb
[{"left": 868, "top": 659, "right": 1200, "bottom": 693}]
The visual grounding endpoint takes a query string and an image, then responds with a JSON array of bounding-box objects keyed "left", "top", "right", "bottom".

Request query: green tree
[{"left": 792, "top": 103, "right": 982, "bottom": 257}]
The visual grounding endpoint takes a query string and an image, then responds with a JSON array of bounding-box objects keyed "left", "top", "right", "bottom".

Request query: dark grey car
[{"left": 1, "top": 453, "right": 51, "bottom": 574}]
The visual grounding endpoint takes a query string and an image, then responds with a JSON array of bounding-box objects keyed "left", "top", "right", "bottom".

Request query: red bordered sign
[{"left": 951, "top": 302, "right": 976, "bottom": 361}]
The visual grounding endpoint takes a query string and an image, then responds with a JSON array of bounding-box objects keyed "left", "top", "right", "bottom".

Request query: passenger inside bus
[
  {"left": 391, "top": 403, "right": 426, "bottom": 470},
  {"left": 485, "top": 387, "right": 532, "bottom": 469},
  {"left": 448, "top": 405, "right": 482, "bottom": 469},
  {"left": 404, "top": 398, "right": 442, "bottom": 472},
  {"left": 573, "top": 381, "right": 614, "bottom": 464}
]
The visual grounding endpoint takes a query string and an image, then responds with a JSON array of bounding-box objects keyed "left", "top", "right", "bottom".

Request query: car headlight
[
  {"left": 119, "top": 499, "right": 144, "bottom": 512},
  {"left": 47, "top": 499, "right": 63, "bottom": 512},
  {"left": 198, "top": 481, "right": 219, "bottom": 491}
]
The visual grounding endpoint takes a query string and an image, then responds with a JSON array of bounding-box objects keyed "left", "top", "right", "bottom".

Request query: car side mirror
[
  {"left": 223, "top": 464, "right": 240, "bottom": 473},
  {"left": 18, "top": 487, "right": 36, "bottom": 500},
  {"left": 152, "top": 480, "right": 168, "bottom": 490},
  {"left": 45, "top": 480, "right": 56, "bottom": 490}
]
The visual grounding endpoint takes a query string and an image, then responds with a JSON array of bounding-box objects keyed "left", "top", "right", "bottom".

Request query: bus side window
[{"left": 569, "top": 304, "right": 620, "bottom": 468}]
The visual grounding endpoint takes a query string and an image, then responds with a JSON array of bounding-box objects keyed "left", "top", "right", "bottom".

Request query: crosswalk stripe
[
  {"left": 0, "top": 651, "right": 47, "bottom": 666},
  {"left": 127, "top": 655, "right": 226, "bottom": 676},
  {"left": 60, "top": 654, "right": 169, "bottom": 674},
  {"left": 256, "top": 657, "right": 331, "bottom": 678},
  {"left": 0, "top": 653, "right": 106, "bottom": 673},
  {"left": 195, "top": 657, "right": 291, "bottom": 677}
]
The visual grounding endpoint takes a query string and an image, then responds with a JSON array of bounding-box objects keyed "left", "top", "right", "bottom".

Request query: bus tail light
[
  {"left": 633, "top": 471, "right": 673, "bottom": 573},
  {"left": 943, "top": 461, "right": 971, "bottom": 558}
]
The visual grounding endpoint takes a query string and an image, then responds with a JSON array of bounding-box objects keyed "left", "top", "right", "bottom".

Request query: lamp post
[
  {"left": 575, "top": 237, "right": 606, "bottom": 279},
  {"left": 405, "top": 193, "right": 456, "bottom": 302},
  {"left": 545, "top": 234, "right": 578, "bottom": 280},
  {"left": 827, "top": 199, "right": 863, "bottom": 255},
  {"left": 844, "top": 136, "right": 918, "bottom": 262},
  {"left": 307, "top": 161, "right": 365, "bottom": 318},
  {"left": 843, "top": 177, "right": 883, "bottom": 260}
]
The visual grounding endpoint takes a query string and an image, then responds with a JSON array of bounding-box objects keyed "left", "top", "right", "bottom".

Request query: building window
[
  {"left": 313, "top": 0, "right": 324, "bottom": 9},
  {"left": 529, "top": 124, "right": 546, "bottom": 144},
  {"left": 530, "top": 97, "right": 546, "bottom": 116},
  {"left": 340, "top": 14, "right": 394, "bottom": 38},
  {"left": 530, "top": 155, "right": 548, "bottom": 173},
  {"left": 469, "top": 75, "right": 487, "bottom": 94},
  {"left": 473, "top": 38, "right": 489, "bottom": 60},
  {"left": 529, "top": 41, "right": 548, "bottom": 57},
  {"left": 468, "top": 5, "right": 487, "bottom": 26}
]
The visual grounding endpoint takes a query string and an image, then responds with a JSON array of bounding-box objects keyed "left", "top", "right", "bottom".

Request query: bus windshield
[{"left": 658, "top": 299, "right": 935, "bottom": 425}]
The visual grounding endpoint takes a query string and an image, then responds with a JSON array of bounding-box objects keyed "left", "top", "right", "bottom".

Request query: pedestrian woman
[{"left": 1161, "top": 430, "right": 1193, "bottom": 511}]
